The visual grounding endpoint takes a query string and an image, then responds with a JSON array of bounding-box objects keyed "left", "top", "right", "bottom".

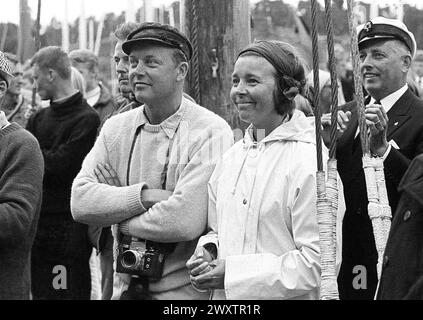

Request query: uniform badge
[{"left": 364, "top": 21, "right": 373, "bottom": 33}]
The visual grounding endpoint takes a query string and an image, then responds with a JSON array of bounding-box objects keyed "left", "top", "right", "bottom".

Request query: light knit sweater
[{"left": 71, "top": 97, "right": 233, "bottom": 299}]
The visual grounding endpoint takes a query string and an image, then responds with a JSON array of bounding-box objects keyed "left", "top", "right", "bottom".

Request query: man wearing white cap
[{"left": 324, "top": 17, "right": 423, "bottom": 300}]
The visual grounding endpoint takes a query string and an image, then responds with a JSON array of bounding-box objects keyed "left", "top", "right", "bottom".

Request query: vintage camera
[{"left": 116, "top": 234, "right": 176, "bottom": 281}]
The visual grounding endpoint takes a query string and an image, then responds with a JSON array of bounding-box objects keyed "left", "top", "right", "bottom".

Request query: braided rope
[
  {"left": 189, "top": 0, "right": 201, "bottom": 104},
  {"left": 346, "top": 0, "right": 368, "bottom": 154},
  {"left": 310, "top": 0, "right": 339, "bottom": 300},
  {"left": 347, "top": 0, "right": 392, "bottom": 282},
  {"left": 325, "top": 159, "right": 339, "bottom": 300},
  {"left": 363, "top": 155, "right": 384, "bottom": 277},
  {"left": 316, "top": 171, "right": 338, "bottom": 300},
  {"left": 326, "top": 159, "right": 338, "bottom": 265},
  {"left": 323, "top": 0, "right": 339, "bottom": 160},
  {"left": 311, "top": 0, "right": 323, "bottom": 172},
  {"left": 374, "top": 158, "right": 392, "bottom": 256}
]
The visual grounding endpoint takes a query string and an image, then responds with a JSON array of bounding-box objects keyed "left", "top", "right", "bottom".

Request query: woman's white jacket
[{"left": 198, "top": 110, "right": 345, "bottom": 300}]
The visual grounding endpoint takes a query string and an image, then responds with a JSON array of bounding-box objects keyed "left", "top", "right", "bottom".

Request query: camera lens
[{"left": 121, "top": 250, "right": 142, "bottom": 270}]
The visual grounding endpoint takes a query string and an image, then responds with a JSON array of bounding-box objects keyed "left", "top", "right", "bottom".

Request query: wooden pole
[
  {"left": 0, "top": 24, "right": 8, "bottom": 52},
  {"left": 144, "top": 0, "right": 154, "bottom": 22},
  {"left": 179, "top": 0, "right": 186, "bottom": 33},
  {"left": 370, "top": 2, "right": 378, "bottom": 19},
  {"left": 182, "top": 0, "right": 251, "bottom": 126},
  {"left": 88, "top": 19, "right": 95, "bottom": 52},
  {"left": 18, "top": 0, "right": 35, "bottom": 63},
  {"left": 94, "top": 15, "right": 105, "bottom": 56},
  {"left": 79, "top": 0, "right": 87, "bottom": 49},
  {"left": 126, "top": 0, "right": 136, "bottom": 23},
  {"left": 110, "top": 32, "right": 117, "bottom": 95},
  {"left": 62, "top": 0, "right": 69, "bottom": 52},
  {"left": 169, "top": 5, "right": 175, "bottom": 27}
]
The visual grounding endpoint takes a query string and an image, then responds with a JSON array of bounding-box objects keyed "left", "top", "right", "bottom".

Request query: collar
[
  {"left": 52, "top": 90, "right": 79, "bottom": 104},
  {"left": 369, "top": 84, "right": 408, "bottom": 113},
  {"left": 135, "top": 96, "right": 188, "bottom": 139},
  {"left": 86, "top": 85, "right": 101, "bottom": 100},
  {"left": 95, "top": 82, "right": 112, "bottom": 106}
]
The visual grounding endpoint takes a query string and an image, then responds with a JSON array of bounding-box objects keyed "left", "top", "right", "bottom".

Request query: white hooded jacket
[{"left": 198, "top": 110, "right": 345, "bottom": 300}]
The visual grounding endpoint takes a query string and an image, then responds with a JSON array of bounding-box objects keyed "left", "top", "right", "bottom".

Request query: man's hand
[
  {"left": 365, "top": 102, "right": 389, "bottom": 157},
  {"left": 93, "top": 164, "right": 172, "bottom": 208},
  {"left": 141, "top": 189, "right": 173, "bottom": 209},
  {"left": 190, "top": 259, "right": 226, "bottom": 291},
  {"left": 321, "top": 110, "right": 352, "bottom": 148},
  {"left": 0, "top": 111, "right": 10, "bottom": 129},
  {"left": 94, "top": 163, "right": 122, "bottom": 187}
]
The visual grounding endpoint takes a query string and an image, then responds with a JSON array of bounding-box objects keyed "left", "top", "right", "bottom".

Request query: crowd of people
[{"left": 0, "top": 15, "right": 422, "bottom": 300}]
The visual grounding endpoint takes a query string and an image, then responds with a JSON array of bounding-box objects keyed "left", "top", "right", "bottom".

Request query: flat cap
[
  {"left": 0, "top": 51, "right": 13, "bottom": 87},
  {"left": 357, "top": 16, "right": 417, "bottom": 58},
  {"left": 122, "top": 22, "right": 193, "bottom": 61}
]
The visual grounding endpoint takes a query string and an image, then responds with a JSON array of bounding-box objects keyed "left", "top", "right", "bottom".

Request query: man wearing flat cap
[
  {"left": 71, "top": 22, "right": 233, "bottom": 300},
  {"left": 324, "top": 17, "right": 423, "bottom": 300},
  {"left": 0, "top": 51, "right": 44, "bottom": 299}
]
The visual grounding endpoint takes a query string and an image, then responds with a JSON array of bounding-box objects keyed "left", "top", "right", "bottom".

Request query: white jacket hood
[
  {"left": 231, "top": 110, "right": 317, "bottom": 195},
  {"left": 242, "top": 110, "right": 316, "bottom": 147}
]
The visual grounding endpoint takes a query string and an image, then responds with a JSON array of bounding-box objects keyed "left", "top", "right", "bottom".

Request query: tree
[
  {"left": 0, "top": 23, "right": 18, "bottom": 53},
  {"left": 403, "top": 4, "right": 423, "bottom": 50},
  {"left": 40, "top": 18, "right": 62, "bottom": 48}
]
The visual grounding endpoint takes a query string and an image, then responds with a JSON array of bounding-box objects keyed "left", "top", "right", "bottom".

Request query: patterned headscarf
[{"left": 0, "top": 51, "right": 13, "bottom": 87}]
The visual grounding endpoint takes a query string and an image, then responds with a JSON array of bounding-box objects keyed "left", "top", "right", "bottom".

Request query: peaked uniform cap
[{"left": 357, "top": 16, "right": 417, "bottom": 59}]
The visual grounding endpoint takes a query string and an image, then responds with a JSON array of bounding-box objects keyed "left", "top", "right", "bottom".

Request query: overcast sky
[{"left": 1, "top": 0, "right": 422, "bottom": 26}]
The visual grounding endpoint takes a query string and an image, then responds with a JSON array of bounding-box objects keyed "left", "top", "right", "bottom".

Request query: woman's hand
[
  {"left": 189, "top": 259, "right": 226, "bottom": 291},
  {"left": 187, "top": 247, "right": 216, "bottom": 292},
  {"left": 187, "top": 246, "right": 214, "bottom": 277}
]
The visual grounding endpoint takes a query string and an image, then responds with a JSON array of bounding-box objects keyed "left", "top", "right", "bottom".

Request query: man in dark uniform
[
  {"left": 325, "top": 16, "right": 423, "bottom": 300},
  {"left": 376, "top": 153, "right": 423, "bottom": 300}
]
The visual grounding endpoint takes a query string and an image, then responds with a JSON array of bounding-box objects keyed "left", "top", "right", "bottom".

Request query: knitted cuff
[{"left": 120, "top": 220, "right": 131, "bottom": 235}]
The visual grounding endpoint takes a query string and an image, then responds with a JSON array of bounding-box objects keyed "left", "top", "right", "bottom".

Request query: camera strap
[{"left": 126, "top": 124, "right": 179, "bottom": 189}]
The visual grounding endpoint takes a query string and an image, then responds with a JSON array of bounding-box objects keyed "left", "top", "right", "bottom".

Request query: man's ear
[
  {"left": 176, "top": 62, "right": 189, "bottom": 82},
  {"left": 48, "top": 69, "right": 57, "bottom": 82},
  {"left": 402, "top": 55, "right": 412, "bottom": 72},
  {"left": 0, "top": 81, "right": 7, "bottom": 97}
]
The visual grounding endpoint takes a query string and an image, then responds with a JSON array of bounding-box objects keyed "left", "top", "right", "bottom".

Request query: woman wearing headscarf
[{"left": 187, "top": 40, "right": 344, "bottom": 300}]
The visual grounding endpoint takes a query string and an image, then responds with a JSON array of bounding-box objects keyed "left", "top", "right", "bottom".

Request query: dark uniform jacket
[
  {"left": 336, "top": 88, "right": 423, "bottom": 299},
  {"left": 377, "top": 154, "right": 423, "bottom": 300}
]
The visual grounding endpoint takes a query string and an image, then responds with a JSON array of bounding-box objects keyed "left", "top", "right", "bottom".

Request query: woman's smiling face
[{"left": 230, "top": 55, "right": 280, "bottom": 129}]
